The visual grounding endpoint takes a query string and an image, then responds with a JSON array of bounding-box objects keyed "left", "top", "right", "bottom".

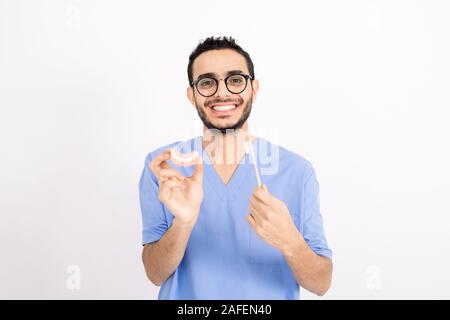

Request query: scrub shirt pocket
[{"left": 249, "top": 228, "right": 287, "bottom": 265}]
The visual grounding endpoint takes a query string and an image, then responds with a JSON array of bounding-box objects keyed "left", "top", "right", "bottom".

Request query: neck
[{"left": 202, "top": 123, "right": 255, "bottom": 165}]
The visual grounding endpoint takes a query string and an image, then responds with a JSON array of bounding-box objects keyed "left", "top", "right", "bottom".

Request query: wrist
[
  {"left": 172, "top": 216, "right": 197, "bottom": 229},
  {"left": 280, "top": 228, "right": 308, "bottom": 258}
]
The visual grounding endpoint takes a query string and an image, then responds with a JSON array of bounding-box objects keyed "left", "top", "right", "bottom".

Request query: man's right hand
[{"left": 149, "top": 149, "right": 204, "bottom": 227}]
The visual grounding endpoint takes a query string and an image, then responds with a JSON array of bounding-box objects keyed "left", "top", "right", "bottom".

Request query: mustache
[{"left": 204, "top": 97, "right": 243, "bottom": 108}]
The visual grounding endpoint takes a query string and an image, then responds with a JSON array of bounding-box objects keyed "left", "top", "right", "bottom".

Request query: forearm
[
  {"left": 281, "top": 231, "right": 333, "bottom": 296},
  {"left": 142, "top": 219, "right": 194, "bottom": 286}
]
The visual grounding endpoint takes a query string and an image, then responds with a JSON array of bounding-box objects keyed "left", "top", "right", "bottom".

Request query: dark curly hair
[{"left": 187, "top": 36, "right": 255, "bottom": 85}]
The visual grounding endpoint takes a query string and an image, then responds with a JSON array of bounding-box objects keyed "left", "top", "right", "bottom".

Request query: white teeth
[{"left": 212, "top": 105, "right": 236, "bottom": 111}]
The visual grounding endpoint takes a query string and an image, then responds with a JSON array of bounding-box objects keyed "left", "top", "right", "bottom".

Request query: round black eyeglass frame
[{"left": 190, "top": 74, "right": 253, "bottom": 97}]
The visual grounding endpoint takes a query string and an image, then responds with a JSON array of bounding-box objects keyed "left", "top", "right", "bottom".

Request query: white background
[{"left": 1, "top": 0, "right": 449, "bottom": 299}]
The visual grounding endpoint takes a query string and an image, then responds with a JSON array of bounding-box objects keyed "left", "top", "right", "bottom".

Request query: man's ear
[
  {"left": 251, "top": 79, "right": 259, "bottom": 103},
  {"left": 187, "top": 86, "right": 196, "bottom": 107}
]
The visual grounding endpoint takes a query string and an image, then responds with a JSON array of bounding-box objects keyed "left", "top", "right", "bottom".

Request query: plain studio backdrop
[{"left": 1, "top": 0, "right": 449, "bottom": 299}]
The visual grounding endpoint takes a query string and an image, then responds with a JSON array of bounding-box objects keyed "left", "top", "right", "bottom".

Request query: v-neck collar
[{"left": 192, "top": 135, "right": 258, "bottom": 201}]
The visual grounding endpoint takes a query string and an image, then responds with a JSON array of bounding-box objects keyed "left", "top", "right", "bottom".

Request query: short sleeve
[
  {"left": 301, "top": 162, "right": 333, "bottom": 260},
  {"left": 138, "top": 152, "right": 169, "bottom": 245}
]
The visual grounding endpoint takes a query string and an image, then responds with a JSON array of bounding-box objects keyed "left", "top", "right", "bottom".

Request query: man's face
[{"left": 187, "top": 49, "right": 259, "bottom": 133}]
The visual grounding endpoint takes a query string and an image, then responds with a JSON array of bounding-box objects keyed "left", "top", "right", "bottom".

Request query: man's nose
[{"left": 215, "top": 79, "right": 230, "bottom": 97}]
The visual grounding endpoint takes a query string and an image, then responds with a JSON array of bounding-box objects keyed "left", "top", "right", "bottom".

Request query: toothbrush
[{"left": 244, "top": 140, "right": 262, "bottom": 188}]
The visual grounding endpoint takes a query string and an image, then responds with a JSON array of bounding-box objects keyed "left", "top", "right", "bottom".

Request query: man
[{"left": 139, "top": 36, "right": 332, "bottom": 299}]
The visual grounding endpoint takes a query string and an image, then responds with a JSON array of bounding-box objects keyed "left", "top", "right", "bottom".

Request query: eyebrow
[{"left": 196, "top": 70, "right": 246, "bottom": 80}]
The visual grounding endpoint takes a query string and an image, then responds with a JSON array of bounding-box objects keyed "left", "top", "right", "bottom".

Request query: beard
[{"left": 195, "top": 97, "right": 253, "bottom": 134}]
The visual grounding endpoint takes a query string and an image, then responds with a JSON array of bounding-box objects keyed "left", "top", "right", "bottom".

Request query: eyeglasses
[{"left": 190, "top": 74, "right": 253, "bottom": 97}]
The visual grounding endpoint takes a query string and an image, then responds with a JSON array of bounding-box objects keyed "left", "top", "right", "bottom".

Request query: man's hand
[
  {"left": 246, "top": 184, "right": 332, "bottom": 295},
  {"left": 246, "top": 184, "right": 299, "bottom": 254},
  {"left": 149, "top": 149, "right": 203, "bottom": 227}
]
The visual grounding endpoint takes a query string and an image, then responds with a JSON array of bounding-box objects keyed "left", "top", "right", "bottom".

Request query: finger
[
  {"left": 158, "top": 180, "right": 172, "bottom": 202},
  {"left": 159, "top": 169, "right": 185, "bottom": 180},
  {"left": 249, "top": 204, "right": 265, "bottom": 224},
  {"left": 253, "top": 185, "right": 271, "bottom": 203},
  {"left": 161, "top": 179, "right": 186, "bottom": 190},
  {"left": 160, "top": 175, "right": 184, "bottom": 184},
  {"left": 149, "top": 150, "right": 171, "bottom": 176},
  {"left": 251, "top": 194, "right": 270, "bottom": 210},
  {"left": 250, "top": 201, "right": 267, "bottom": 219},
  {"left": 246, "top": 213, "right": 257, "bottom": 228},
  {"left": 158, "top": 186, "right": 171, "bottom": 203},
  {"left": 247, "top": 214, "right": 263, "bottom": 236}
]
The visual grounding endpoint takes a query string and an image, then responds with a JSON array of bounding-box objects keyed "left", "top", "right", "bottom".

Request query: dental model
[{"left": 170, "top": 148, "right": 200, "bottom": 166}]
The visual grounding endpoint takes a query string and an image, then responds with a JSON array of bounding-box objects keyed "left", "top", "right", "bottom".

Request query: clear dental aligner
[{"left": 170, "top": 148, "right": 200, "bottom": 166}]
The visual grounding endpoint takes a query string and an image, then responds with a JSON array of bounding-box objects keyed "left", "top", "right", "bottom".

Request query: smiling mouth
[
  {"left": 208, "top": 102, "right": 240, "bottom": 112},
  {"left": 211, "top": 104, "right": 236, "bottom": 112}
]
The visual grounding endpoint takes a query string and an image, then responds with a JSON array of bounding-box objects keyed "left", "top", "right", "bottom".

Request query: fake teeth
[
  {"left": 170, "top": 148, "right": 199, "bottom": 166},
  {"left": 212, "top": 105, "right": 236, "bottom": 111}
]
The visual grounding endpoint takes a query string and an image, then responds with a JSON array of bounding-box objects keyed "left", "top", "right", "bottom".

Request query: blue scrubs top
[{"left": 139, "top": 136, "right": 332, "bottom": 299}]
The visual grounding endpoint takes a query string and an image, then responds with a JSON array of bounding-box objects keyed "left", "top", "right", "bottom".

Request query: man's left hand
[{"left": 246, "top": 184, "right": 300, "bottom": 254}]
